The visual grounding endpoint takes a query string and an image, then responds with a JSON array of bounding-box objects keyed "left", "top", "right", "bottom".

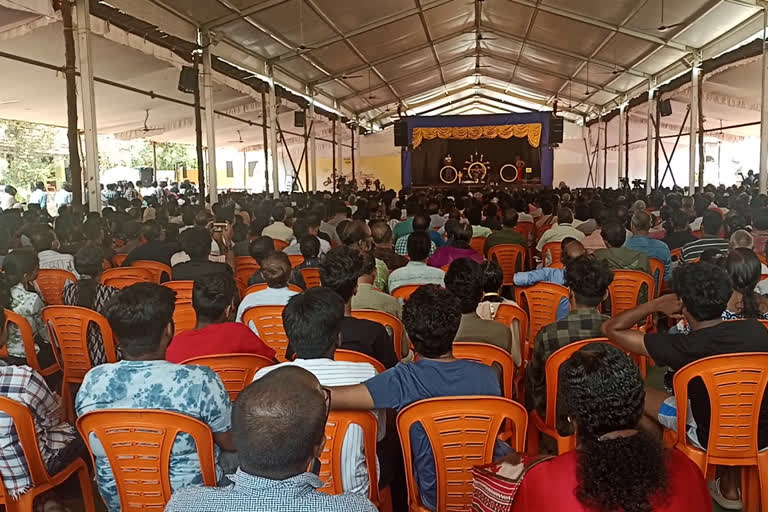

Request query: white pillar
[
  {"left": 336, "top": 106, "right": 343, "bottom": 184},
  {"left": 594, "top": 117, "right": 602, "bottom": 187},
  {"left": 689, "top": 64, "right": 701, "bottom": 196},
  {"left": 202, "top": 33, "right": 218, "bottom": 203},
  {"left": 618, "top": 103, "right": 626, "bottom": 188},
  {"left": 309, "top": 90, "right": 317, "bottom": 192},
  {"left": 267, "top": 65, "right": 280, "bottom": 199},
  {"left": 760, "top": 9, "right": 768, "bottom": 194},
  {"left": 75, "top": 0, "right": 101, "bottom": 212},
  {"left": 353, "top": 121, "right": 361, "bottom": 180},
  {"left": 646, "top": 88, "right": 656, "bottom": 195}
]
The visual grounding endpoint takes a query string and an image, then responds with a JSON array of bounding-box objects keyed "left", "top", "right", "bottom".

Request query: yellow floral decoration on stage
[{"left": 411, "top": 124, "right": 542, "bottom": 149}]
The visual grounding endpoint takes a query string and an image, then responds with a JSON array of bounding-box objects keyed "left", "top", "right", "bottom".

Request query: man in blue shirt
[
  {"left": 513, "top": 238, "right": 586, "bottom": 320},
  {"left": 624, "top": 211, "right": 672, "bottom": 282},
  {"left": 328, "top": 285, "right": 502, "bottom": 511}
]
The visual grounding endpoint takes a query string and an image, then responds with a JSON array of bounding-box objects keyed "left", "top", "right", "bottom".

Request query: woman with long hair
[
  {"left": 514, "top": 343, "right": 710, "bottom": 511},
  {"left": 427, "top": 219, "right": 482, "bottom": 268},
  {"left": 62, "top": 246, "right": 120, "bottom": 364},
  {"left": 723, "top": 247, "right": 768, "bottom": 320}
]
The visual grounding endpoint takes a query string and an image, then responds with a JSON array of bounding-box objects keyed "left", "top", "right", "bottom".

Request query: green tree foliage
[
  {"left": 0, "top": 119, "right": 57, "bottom": 187},
  {"left": 130, "top": 141, "right": 195, "bottom": 171}
]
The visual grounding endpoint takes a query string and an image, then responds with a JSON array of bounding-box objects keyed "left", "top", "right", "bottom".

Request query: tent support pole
[
  {"left": 192, "top": 55, "right": 206, "bottom": 203},
  {"left": 350, "top": 123, "right": 356, "bottom": 184},
  {"left": 655, "top": 96, "right": 661, "bottom": 188},
  {"left": 624, "top": 104, "right": 630, "bottom": 180},
  {"left": 645, "top": 86, "right": 655, "bottom": 195},
  {"left": 261, "top": 91, "right": 270, "bottom": 194},
  {"left": 603, "top": 117, "right": 607, "bottom": 188},
  {"left": 267, "top": 64, "right": 280, "bottom": 199},
  {"left": 332, "top": 118, "right": 337, "bottom": 193},
  {"left": 618, "top": 103, "right": 626, "bottom": 188},
  {"left": 303, "top": 109, "right": 309, "bottom": 191},
  {"left": 336, "top": 107, "right": 343, "bottom": 191},
  {"left": 61, "top": 0, "right": 82, "bottom": 208},
  {"left": 689, "top": 58, "right": 701, "bottom": 196},
  {"left": 75, "top": 0, "right": 100, "bottom": 212},
  {"left": 760, "top": 7, "right": 768, "bottom": 194},
  {"left": 202, "top": 31, "right": 217, "bottom": 203},
  {"left": 309, "top": 90, "right": 317, "bottom": 192}
]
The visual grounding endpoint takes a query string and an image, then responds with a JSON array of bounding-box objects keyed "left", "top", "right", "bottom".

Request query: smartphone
[{"left": 212, "top": 222, "right": 228, "bottom": 232}]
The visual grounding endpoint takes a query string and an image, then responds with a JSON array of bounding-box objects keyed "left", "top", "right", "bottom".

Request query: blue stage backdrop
[{"left": 400, "top": 113, "right": 553, "bottom": 188}]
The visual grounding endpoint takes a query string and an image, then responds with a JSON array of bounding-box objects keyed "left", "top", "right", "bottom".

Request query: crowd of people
[{"left": 0, "top": 179, "right": 765, "bottom": 511}]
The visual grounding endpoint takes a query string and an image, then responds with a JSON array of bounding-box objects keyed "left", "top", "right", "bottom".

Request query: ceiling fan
[
  {"left": 364, "top": 68, "right": 380, "bottom": 100},
  {"left": 643, "top": 0, "right": 686, "bottom": 31},
  {"left": 227, "top": 130, "right": 244, "bottom": 145},
  {"left": 139, "top": 110, "right": 164, "bottom": 135},
  {"left": 475, "top": 32, "right": 498, "bottom": 42},
  {"left": 0, "top": 99, "right": 20, "bottom": 106},
  {"left": 294, "top": 1, "right": 318, "bottom": 52},
  {"left": 341, "top": 72, "right": 364, "bottom": 79}
]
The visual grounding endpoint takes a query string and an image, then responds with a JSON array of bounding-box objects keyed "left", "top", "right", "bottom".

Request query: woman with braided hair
[{"left": 514, "top": 343, "right": 710, "bottom": 511}]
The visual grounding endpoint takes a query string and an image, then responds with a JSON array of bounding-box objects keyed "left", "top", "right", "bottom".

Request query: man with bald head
[
  {"left": 513, "top": 238, "right": 586, "bottom": 320},
  {"left": 625, "top": 210, "right": 672, "bottom": 281}
]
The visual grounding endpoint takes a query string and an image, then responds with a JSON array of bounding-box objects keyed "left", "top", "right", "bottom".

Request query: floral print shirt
[{"left": 7, "top": 284, "right": 49, "bottom": 359}]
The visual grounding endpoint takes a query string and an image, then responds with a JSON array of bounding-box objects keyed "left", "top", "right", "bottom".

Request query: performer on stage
[{"left": 514, "top": 155, "right": 526, "bottom": 175}]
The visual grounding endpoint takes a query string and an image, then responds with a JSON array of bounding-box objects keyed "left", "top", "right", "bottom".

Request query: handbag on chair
[{"left": 471, "top": 453, "right": 554, "bottom": 512}]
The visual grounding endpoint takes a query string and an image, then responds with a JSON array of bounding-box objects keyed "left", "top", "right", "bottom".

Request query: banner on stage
[{"left": 412, "top": 124, "right": 542, "bottom": 149}]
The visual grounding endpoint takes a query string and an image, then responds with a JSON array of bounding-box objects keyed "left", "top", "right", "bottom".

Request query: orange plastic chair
[
  {"left": 163, "top": 280, "right": 194, "bottom": 301},
  {"left": 514, "top": 220, "right": 534, "bottom": 245},
  {"left": 452, "top": 342, "right": 515, "bottom": 399},
  {"left": 488, "top": 244, "right": 527, "bottom": 285},
  {"left": 648, "top": 258, "right": 665, "bottom": 297},
  {"left": 541, "top": 242, "right": 562, "bottom": 267},
  {"left": 440, "top": 264, "right": 450, "bottom": 272},
  {"left": 77, "top": 410, "right": 217, "bottom": 511},
  {"left": 130, "top": 260, "right": 171, "bottom": 283},
  {"left": 391, "top": 284, "right": 422, "bottom": 301},
  {"left": 516, "top": 283, "right": 570, "bottom": 363},
  {"left": 493, "top": 303, "right": 528, "bottom": 343},
  {"left": 112, "top": 253, "right": 128, "bottom": 267},
  {"left": 273, "top": 239, "right": 289, "bottom": 252},
  {"left": 527, "top": 337, "right": 613, "bottom": 455},
  {"left": 351, "top": 309, "right": 405, "bottom": 359},
  {"left": 608, "top": 270, "right": 655, "bottom": 317},
  {"left": 102, "top": 259, "right": 112, "bottom": 271},
  {"left": 164, "top": 281, "right": 197, "bottom": 334},
  {"left": 319, "top": 410, "right": 393, "bottom": 512},
  {"left": 300, "top": 267, "right": 322, "bottom": 288},
  {"left": 100, "top": 267, "right": 154, "bottom": 289},
  {"left": 42, "top": 306, "right": 117, "bottom": 421},
  {"left": 241, "top": 305, "right": 289, "bottom": 361},
  {"left": 334, "top": 348, "right": 386, "bottom": 374},
  {"left": 670, "top": 247, "right": 683, "bottom": 262},
  {"left": 2, "top": 310, "right": 59, "bottom": 378},
  {"left": 235, "top": 256, "right": 260, "bottom": 286},
  {"left": 469, "top": 236, "right": 486, "bottom": 254},
  {"left": 548, "top": 260, "right": 564, "bottom": 269},
  {"left": 0, "top": 396, "right": 95, "bottom": 512},
  {"left": 243, "top": 283, "right": 303, "bottom": 296},
  {"left": 288, "top": 254, "right": 305, "bottom": 268},
  {"left": 671, "top": 353, "right": 768, "bottom": 512},
  {"left": 397, "top": 396, "right": 528, "bottom": 512},
  {"left": 181, "top": 353, "right": 274, "bottom": 401},
  {"left": 35, "top": 269, "right": 77, "bottom": 306}
]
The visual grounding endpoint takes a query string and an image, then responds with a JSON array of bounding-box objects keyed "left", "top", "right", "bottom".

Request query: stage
[
  {"left": 410, "top": 183, "right": 547, "bottom": 194},
  {"left": 399, "top": 112, "right": 554, "bottom": 189}
]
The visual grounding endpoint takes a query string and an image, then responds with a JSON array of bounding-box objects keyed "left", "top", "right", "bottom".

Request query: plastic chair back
[
  {"left": 334, "top": 349, "right": 386, "bottom": 374},
  {"left": 288, "top": 255, "right": 305, "bottom": 268},
  {"left": 164, "top": 281, "right": 197, "bottom": 334},
  {"left": 548, "top": 261, "right": 564, "bottom": 269},
  {"left": 493, "top": 303, "right": 528, "bottom": 345},
  {"left": 235, "top": 256, "right": 260, "bottom": 282},
  {"left": 273, "top": 239, "right": 289, "bottom": 252},
  {"left": 541, "top": 242, "right": 562, "bottom": 267},
  {"left": 77, "top": 409, "right": 217, "bottom": 511},
  {"left": 181, "top": 353, "right": 274, "bottom": 401},
  {"left": 100, "top": 267, "right": 154, "bottom": 289},
  {"left": 36, "top": 269, "right": 77, "bottom": 306},
  {"left": 3, "top": 309, "right": 59, "bottom": 377},
  {"left": 517, "top": 283, "right": 569, "bottom": 362},
  {"left": 300, "top": 267, "right": 322, "bottom": 288},
  {"left": 130, "top": 260, "right": 171, "bottom": 283},
  {"left": 243, "top": 283, "right": 303, "bottom": 296},
  {"left": 241, "top": 305, "right": 289, "bottom": 361},
  {"left": 112, "top": 253, "right": 128, "bottom": 267},
  {"left": 391, "top": 284, "right": 421, "bottom": 301},
  {"left": 488, "top": 244, "right": 527, "bottom": 285},
  {"left": 452, "top": 342, "right": 515, "bottom": 399},
  {"left": 469, "top": 236, "right": 486, "bottom": 254},
  {"left": 163, "top": 280, "right": 194, "bottom": 301},
  {"left": 608, "top": 270, "right": 655, "bottom": 317},
  {"left": 670, "top": 248, "right": 683, "bottom": 262},
  {"left": 397, "top": 396, "right": 528, "bottom": 511},
  {"left": 351, "top": 309, "right": 405, "bottom": 360},
  {"left": 648, "top": 258, "right": 665, "bottom": 297},
  {"left": 514, "top": 221, "right": 534, "bottom": 245}
]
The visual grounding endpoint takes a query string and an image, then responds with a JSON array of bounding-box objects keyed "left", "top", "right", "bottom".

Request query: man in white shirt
[
  {"left": 283, "top": 215, "right": 331, "bottom": 255},
  {"left": 235, "top": 252, "right": 298, "bottom": 324},
  {"left": 253, "top": 287, "right": 384, "bottom": 496},
  {"left": 0, "top": 186, "right": 17, "bottom": 211},
  {"left": 28, "top": 224, "right": 78, "bottom": 277},
  {"left": 536, "top": 207, "right": 585, "bottom": 262},
  {"left": 54, "top": 183, "right": 73, "bottom": 211},
  {"left": 28, "top": 182, "right": 47, "bottom": 211},
  {"left": 388, "top": 232, "right": 445, "bottom": 292},
  {"left": 261, "top": 204, "right": 294, "bottom": 244}
]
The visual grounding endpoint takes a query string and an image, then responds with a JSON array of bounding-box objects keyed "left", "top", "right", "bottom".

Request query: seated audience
[
  {"left": 28, "top": 224, "right": 78, "bottom": 276},
  {"left": 284, "top": 215, "right": 331, "bottom": 256},
  {"left": 602, "top": 261, "right": 768, "bottom": 510},
  {"left": 625, "top": 211, "right": 672, "bottom": 281},
  {"left": 427, "top": 220, "right": 482, "bottom": 268},
  {"left": 236, "top": 252, "right": 300, "bottom": 322},
  {"left": 392, "top": 199, "right": 420, "bottom": 240},
  {"left": 536, "top": 208, "right": 585, "bottom": 264},
  {"left": 662, "top": 209, "right": 697, "bottom": 250},
  {"left": 171, "top": 226, "right": 233, "bottom": 281},
  {"left": 62, "top": 247, "right": 120, "bottom": 365},
  {"left": 514, "top": 343, "right": 711, "bottom": 511},
  {"left": 166, "top": 274, "right": 275, "bottom": 363},
  {"left": 445, "top": 258, "right": 519, "bottom": 365},
  {"left": 466, "top": 205, "right": 492, "bottom": 238},
  {"left": 254, "top": 287, "right": 387, "bottom": 496},
  {"left": 476, "top": 259, "right": 520, "bottom": 320},
  {"left": 514, "top": 238, "right": 586, "bottom": 321},
  {"left": 352, "top": 251, "right": 402, "bottom": 320},
  {"left": 525, "top": 256, "right": 613, "bottom": 431},
  {"left": 580, "top": 208, "right": 608, "bottom": 253},
  {"left": 483, "top": 208, "right": 527, "bottom": 257},
  {"left": 123, "top": 220, "right": 177, "bottom": 267},
  {"left": 594, "top": 220, "right": 651, "bottom": 274},
  {"left": 328, "top": 285, "right": 503, "bottom": 511},
  {"left": 114, "top": 220, "right": 141, "bottom": 256},
  {"left": 165, "top": 366, "right": 377, "bottom": 512},
  {"left": 245, "top": 235, "right": 275, "bottom": 285},
  {"left": 389, "top": 232, "right": 445, "bottom": 292},
  {"left": 290, "top": 234, "right": 322, "bottom": 289},
  {"left": 317, "top": 246, "right": 397, "bottom": 369},
  {"left": 751, "top": 208, "right": 768, "bottom": 256},
  {"left": 76, "top": 283, "right": 236, "bottom": 512},
  {"left": 339, "top": 220, "right": 389, "bottom": 292},
  {"left": 371, "top": 219, "right": 408, "bottom": 272},
  {"left": 681, "top": 210, "right": 728, "bottom": 262},
  {"left": 394, "top": 214, "right": 438, "bottom": 256},
  {"left": 261, "top": 203, "right": 293, "bottom": 243},
  {"left": 722, "top": 248, "right": 768, "bottom": 320}
]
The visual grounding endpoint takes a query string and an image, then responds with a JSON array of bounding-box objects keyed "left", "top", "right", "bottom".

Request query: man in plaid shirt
[{"left": 525, "top": 256, "right": 614, "bottom": 434}]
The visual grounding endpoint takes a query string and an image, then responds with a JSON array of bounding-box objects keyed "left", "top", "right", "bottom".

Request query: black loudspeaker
[
  {"left": 394, "top": 120, "right": 408, "bottom": 147},
  {"left": 659, "top": 98, "right": 673, "bottom": 117},
  {"left": 178, "top": 66, "right": 198, "bottom": 94},
  {"left": 294, "top": 111, "right": 306, "bottom": 128},
  {"left": 549, "top": 117, "right": 564, "bottom": 144}
]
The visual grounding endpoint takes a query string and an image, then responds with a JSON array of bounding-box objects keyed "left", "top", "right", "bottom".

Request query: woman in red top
[{"left": 514, "top": 343, "right": 711, "bottom": 512}]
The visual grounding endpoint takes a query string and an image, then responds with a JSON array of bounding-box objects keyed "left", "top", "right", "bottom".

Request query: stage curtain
[{"left": 412, "top": 123, "right": 542, "bottom": 149}]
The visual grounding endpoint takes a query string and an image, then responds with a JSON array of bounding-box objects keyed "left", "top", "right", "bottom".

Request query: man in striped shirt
[
  {"left": 681, "top": 210, "right": 728, "bottom": 262},
  {"left": 253, "top": 287, "right": 385, "bottom": 498}
]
